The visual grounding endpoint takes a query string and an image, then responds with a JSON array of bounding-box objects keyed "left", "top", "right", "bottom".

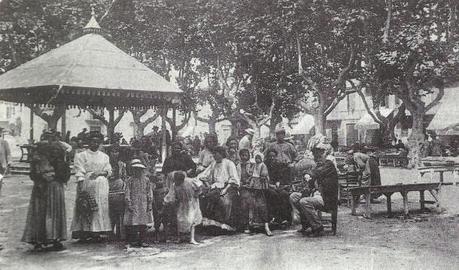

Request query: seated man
[{"left": 290, "top": 135, "right": 338, "bottom": 237}]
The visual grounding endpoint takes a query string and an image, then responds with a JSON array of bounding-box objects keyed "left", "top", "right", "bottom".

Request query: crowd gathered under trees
[
  {"left": 22, "top": 124, "right": 388, "bottom": 251},
  {"left": 1, "top": 0, "right": 458, "bottom": 253}
]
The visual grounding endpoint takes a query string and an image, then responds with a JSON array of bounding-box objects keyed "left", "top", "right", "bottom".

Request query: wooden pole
[
  {"left": 172, "top": 106, "right": 177, "bottom": 141},
  {"left": 61, "top": 108, "right": 66, "bottom": 135},
  {"left": 161, "top": 106, "right": 168, "bottom": 163},
  {"left": 29, "top": 107, "right": 34, "bottom": 143}
]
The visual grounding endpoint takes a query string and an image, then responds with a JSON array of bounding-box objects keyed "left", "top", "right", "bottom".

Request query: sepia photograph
[{"left": 0, "top": 0, "right": 458, "bottom": 269}]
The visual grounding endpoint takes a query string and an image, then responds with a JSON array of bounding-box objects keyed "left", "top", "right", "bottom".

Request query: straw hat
[
  {"left": 245, "top": 128, "right": 255, "bottom": 135},
  {"left": 131, "top": 159, "right": 146, "bottom": 169}
]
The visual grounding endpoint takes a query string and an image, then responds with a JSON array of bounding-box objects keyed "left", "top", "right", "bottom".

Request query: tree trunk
[
  {"left": 135, "top": 122, "right": 147, "bottom": 138},
  {"left": 208, "top": 118, "right": 217, "bottom": 134},
  {"left": 107, "top": 109, "right": 115, "bottom": 143},
  {"left": 269, "top": 114, "right": 281, "bottom": 138},
  {"left": 407, "top": 110, "right": 425, "bottom": 168},
  {"left": 313, "top": 108, "right": 326, "bottom": 135}
]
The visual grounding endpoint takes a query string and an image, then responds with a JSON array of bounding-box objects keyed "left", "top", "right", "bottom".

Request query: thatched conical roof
[{"left": 0, "top": 16, "right": 181, "bottom": 109}]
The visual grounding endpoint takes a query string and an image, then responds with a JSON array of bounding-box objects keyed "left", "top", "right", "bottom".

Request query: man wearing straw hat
[{"left": 0, "top": 127, "right": 11, "bottom": 182}]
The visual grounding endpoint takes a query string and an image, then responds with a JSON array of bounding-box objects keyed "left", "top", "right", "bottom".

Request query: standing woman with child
[
  {"left": 71, "top": 131, "right": 112, "bottom": 242},
  {"left": 22, "top": 131, "right": 70, "bottom": 251}
]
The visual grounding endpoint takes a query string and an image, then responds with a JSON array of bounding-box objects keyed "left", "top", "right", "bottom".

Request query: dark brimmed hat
[
  {"left": 212, "top": 146, "right": 227, "bottom": 158},
  {"left": 88, "top": 131, "right": 104, "bottom": 140}
]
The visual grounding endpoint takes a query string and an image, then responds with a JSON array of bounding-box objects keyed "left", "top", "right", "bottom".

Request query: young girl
[
  {"left": 248, "top": 153, "right": 272, "bottom": 236},
  {"left": 124, "top": 159, "right": 153, "bottom": 247},
  {"left": 165, "top": 171, "right": 202, "bottom": 245}
]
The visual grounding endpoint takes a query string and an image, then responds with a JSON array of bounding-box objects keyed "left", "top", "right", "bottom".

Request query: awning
[
  {"left": 355, "top": 108, "right": 394, "bottom": 130},
  {"left": 427, "top": 86, "right": 459, "bottom": 135}
]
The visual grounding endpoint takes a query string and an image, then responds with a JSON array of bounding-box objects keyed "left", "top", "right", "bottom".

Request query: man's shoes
[
  {"left": 308, "top": 225, "right": 324, "bottom": 237},
  {"left": 49, "top": 242, "right": 65, "bottom": 251}
]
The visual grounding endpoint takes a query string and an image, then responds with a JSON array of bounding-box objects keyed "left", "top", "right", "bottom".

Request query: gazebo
[{"left": 0, "top": 12, "right": 181, "bottom": 156}]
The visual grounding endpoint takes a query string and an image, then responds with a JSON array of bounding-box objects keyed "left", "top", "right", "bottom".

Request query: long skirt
[
  {"left": 22, "top": 181, "right": 67, "bottom": 245},
  {"left": 71, "top": 176, "right": 111, "bottom": 238},
  {"left": 265, "top": 188, "right": 292, "bottom": 224},
  {"left": 248, "top": 189, "right": 269, "bottom": 226},
  {"left": 201, "top": 186, "right": 239, "bottom": 227},
  {"left": 368, "top": 157, "right": 381, "bottom": 199}
]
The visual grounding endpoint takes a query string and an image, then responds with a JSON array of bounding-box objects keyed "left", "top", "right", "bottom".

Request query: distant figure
[
  {"left": 239, "top": 129, "right": 255, "bottom": 152},
  {"left": 197, "top": 134, "right": 218, "bottom": 172},
  {"left": 226, "top": 136, "right": 240, "bottom": 165},
  {"left": 0, "top": 128, "right": 11, "bottom": 178},
  {"left": 395, "top": 140, "right": 405, "bottom": 151},
  {"left": 430, "top": 136, "right": 443, "bottom": 156},
  {"left": 146, "top": 126, "right": 160, "bottom": 141},
  {"left": 65, "top": 131, "right": 71, "bottom": 143},
  {"left": 192, "top": 136, "right": 201, "bottom": 156},
  {"left": 77, "top": 128, "right": 88, "bottom": 140}
]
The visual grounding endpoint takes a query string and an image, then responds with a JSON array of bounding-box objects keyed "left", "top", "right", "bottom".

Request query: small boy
[
  {"left": 124, "top": 159, "right": 153, "bottom": 247},
  {"left": 164, "top": 171, "right": 202, "bottom": 245},
  {"left": 108, "top": 147, "right": 127, "bottom": 239}
]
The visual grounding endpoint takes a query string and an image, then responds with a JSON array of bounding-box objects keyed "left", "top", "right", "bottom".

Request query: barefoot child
[
  {"left": 165, "top": 171, "right": 202, "bottom": 244},
  {"left": 248, "top": 153, "right": 272, "bottom": 236},
  {"left": 124, "top": 159, "right": 153, "bottom": 247}
]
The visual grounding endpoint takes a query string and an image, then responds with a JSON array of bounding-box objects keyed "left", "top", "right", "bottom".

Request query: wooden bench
[
  {"left": 379, "top": 155, "right": 408, "bottom": 167},
  {"left": 349, "top": 182, "right": 453, "bottom": 218},
  {"left": 418, "top": 166, "right": 459, "bottom": 184},
  {"left": 19, "top": 144, "right": 33, "bottom": 162},
  {"left": 338, "top": 172, "right": 360, "bottom": 206}
]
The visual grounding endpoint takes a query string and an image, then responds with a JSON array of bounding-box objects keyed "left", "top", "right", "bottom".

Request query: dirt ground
[{"left": 0, "top": 168, "right": 458, "bottom": 270}]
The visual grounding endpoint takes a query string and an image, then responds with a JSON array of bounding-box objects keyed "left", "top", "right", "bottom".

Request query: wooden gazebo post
[
  {"left": 29, "top": 107, "right": 34, "bottom": 143},
  {"left": 160, "top": 105, "right": 168, "bottom": 161}
]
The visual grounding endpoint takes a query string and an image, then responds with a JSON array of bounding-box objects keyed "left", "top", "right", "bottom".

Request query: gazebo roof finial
[{"left": 84, "top": 6, "right": 101, "bottom": 31}]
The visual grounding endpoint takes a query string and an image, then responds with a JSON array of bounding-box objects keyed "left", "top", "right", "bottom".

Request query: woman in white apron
[{"left": 71, "top": 131, "right": 112, "bottom": 242}]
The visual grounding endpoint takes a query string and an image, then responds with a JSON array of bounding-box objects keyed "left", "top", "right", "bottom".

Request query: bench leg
[
  {"left": 384, "top": 193, "right": 393, "bottom": 217},
  {"left": 331, "top": 209, "right": 337, "bottom": 236},
  {"left": 401, "top": 191, "right": 409, "bottom": 217},
  {"left": 420, "top": 190, "right": 425, "bottom": 210},
  {"left": 364, "top": 192, "right": 371, "bottom": 219},
  {"left": 428, "top": 189, "right": 441, "bottom": 208},
  {"left": 351, "top": 195, "right": 359, "bottom": 216}
]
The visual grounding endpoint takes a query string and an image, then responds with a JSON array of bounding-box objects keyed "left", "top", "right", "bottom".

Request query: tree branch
[
  {"left": 425, "top": 83, "right": 445, "bottom": 112},
  {"left": 333, "top": 46, "right": 355, "bottom": 87},
  {"left": 355, "top": 85, "right": 384, "bottom": 125},
  {"left": 382, "top": 0, "right": 393, "bottom": 43},
  {"left": 114, "top": 109, "right": 127, "bottom": 126},
  {"left": 87, "top": 108, "right": 109, "bottom": 125},
  {"left": 99, "top": 0, "right": 119, "bottom": 23}
]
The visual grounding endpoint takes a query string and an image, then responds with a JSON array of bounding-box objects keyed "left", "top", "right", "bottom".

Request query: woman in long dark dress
[{"left": 22, "top": 134, "right": 70, "bottom": 251}]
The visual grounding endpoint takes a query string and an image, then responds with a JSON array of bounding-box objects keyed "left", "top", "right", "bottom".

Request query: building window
[
  {"left": 90, "top": 126, "right": 102, "bottom": 132},
  {"left": 6, "top": 106, "right": 15, "bottom": 119},
  {"left": 347, "top": 94, "right": 355, "bottom": 112}
]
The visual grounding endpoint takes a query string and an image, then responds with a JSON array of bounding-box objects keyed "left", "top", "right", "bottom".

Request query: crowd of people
[{"left": 21, "top": 125, "right": 386, "bottom": 252}]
